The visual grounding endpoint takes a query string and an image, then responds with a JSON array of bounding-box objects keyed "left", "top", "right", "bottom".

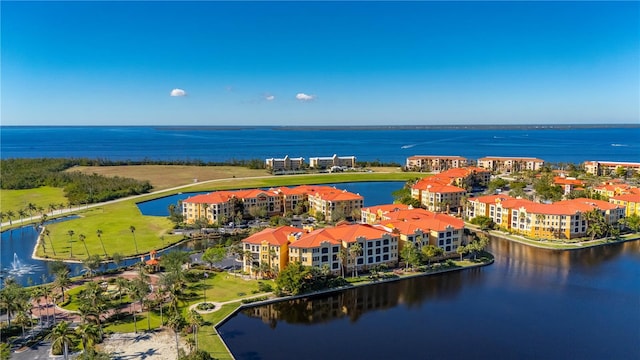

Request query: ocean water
[{"left": 1, "top": 126, "right": 639, "bottom": 164}]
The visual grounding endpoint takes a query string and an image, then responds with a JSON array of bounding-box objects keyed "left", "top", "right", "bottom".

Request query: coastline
[{"left": 213, "top": 257, "right": 494, "bottom": 359}]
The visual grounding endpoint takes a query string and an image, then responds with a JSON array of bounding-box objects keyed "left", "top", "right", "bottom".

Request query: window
[
  {"left": 368, "top": 257, "right": 374, "bottom": 264},
  {"left": 367, "top": 249, "right": 373, "bottom": 256},
  {"left": 446, "top": 232, "right": 451, "bottom": 237},
  {"left": 383, "top": 247, "right": 389, "bottom": 253},
  {"left": 322, "top": 255, "right": 328, "bottom": 262},
  {"left": 333, "top": 246, "right": 339, "bottom": 253},
  {"left": 375, "top": 256, "right": 380, "bottom": 262},
  {"left": 383, "top": 239, "right": 389, "bottom": 245},
  {"left": 383, "top": 254, "right": 389, "bottom": 261},
  {"left": 312, "top": 256, "right": 319, "bottom": 261},
  {"left": 375, "top": 248, "right": 381, "bottom": 254},
  {"left": 357, "top": 258, "right": 364, "bottom": 264},
  {"left": 376, "top": 240, "right": 381, "bottom": 246},
  {"left": 321, "top": 248, "right": 328, "bottom": 254},
  {"left": 439, "top": 233, "right": 444, "bottom": 238},
  {"left": 446, "top": 246, "right": 451, "bottom": 252},
  {"left": 439, "top": 240, "right": 444, "bottom": 246},
  {"left": 446, "top": 239, "right": 451, "bottom": 245},
  {"left": 332, "top": 263, "right": 339, "bottom": 269}
]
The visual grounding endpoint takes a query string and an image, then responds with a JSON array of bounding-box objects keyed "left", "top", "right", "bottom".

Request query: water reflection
[{"left": 243, "top": 267, "right": 487, "bottom": 328}]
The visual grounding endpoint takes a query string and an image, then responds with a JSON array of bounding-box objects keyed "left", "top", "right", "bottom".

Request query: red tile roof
[
  {"left": 242, "top": 226, "right": 302, "bottom": 246},
  {"left": 290, "top": 224, "right": 391, "bottom": 249}
]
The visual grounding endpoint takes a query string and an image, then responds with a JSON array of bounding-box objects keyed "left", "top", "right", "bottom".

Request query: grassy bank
[{"left": 0, "top": 186, "right": 68, "bottom": 219}]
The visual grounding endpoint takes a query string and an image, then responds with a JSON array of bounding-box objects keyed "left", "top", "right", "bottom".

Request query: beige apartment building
[
  {"left": 583, "top": 160, "right": 640, "bottom": 176},
  {"left": 405, "top": 155, "right": 468, "bottom": 172},
  {"left": 477, "top": 156, "right": 544, "bottom": 173},
  {"left": 309, "top": 154, "right": 356, "bottom": 169},
  {"left": 265, "top": 155, "right": 305, "bottom": 171}
]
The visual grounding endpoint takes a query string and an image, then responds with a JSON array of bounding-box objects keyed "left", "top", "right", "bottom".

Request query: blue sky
[{"left": 2, "top": 1, "right": 638, "bottom": 126}]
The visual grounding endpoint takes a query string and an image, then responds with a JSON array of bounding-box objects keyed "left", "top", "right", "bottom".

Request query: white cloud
[
  {"left": 170, "top": 88, "right": 187, "bottom": 97},
  {"left": 296, "top": 93, "right": 315, "bottom": 101},
  {"left": 265, "top": 94, "right": 275, "bottom": 101}
]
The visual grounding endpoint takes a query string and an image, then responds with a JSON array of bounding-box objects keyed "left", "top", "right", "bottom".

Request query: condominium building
[
  {"left": 183, "top": 185, "right": 362, "bottom": 224},
  {"left": 466, "top": 195, "right": 625, "bottom": 240},
  {"left": 306, "top": 186, "right": 364, "bottom": 221},
  {"left": 360, "top": 204, "right": 412, "bottom": 224},
  {"left": 288, "top": 224, "right": 399, "bottom": 274},
  {"left": 477, "top": 156, "right": 544, "bottom": 173},
  {"left": 609, "top": 193, "right": 640, "bottom": 217},
  {"left": 411, "top": 179, "right": 466, "bottom": 212},
  {"left": 241, "top": 226, "right": 302, "bottom": 275},
  {"left": 265, "top": 155, "right": 305, "bottom": 171},
  {"left": 553, "top": 176, "right": 585, "bottom": 196},
  {"left": 379, "top": 212, "right": 465, "bottom": 254},
  {"left": 405, "top": 155, "right": 468, "bottom": 172},
  {"left": 583, "top": 161, "right": 640, "bottom": 176},
  {"left": 309, "top": 154, "right": 356, "bottom": 169}
]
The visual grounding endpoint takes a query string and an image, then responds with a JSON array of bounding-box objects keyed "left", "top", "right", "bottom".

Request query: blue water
[{"left": 2, "top": 126, "right": 639, "bottom": 164}]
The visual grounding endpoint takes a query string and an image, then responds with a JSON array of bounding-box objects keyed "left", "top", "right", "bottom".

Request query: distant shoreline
[{"left": 1, "top": 123, "right": 638, "bottom": 131}]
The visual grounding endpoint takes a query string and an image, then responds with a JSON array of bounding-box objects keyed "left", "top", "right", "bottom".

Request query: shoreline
[{"left": 213, "top": 257, "right": 494, "bottom": 358}]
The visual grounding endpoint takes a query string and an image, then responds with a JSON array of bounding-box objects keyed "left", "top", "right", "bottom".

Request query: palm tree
[
  {"left": 187, "top": 310, "right": 204, "bottom": 351},
  {"left": 166, "top": 313, "right": 184, "bottom": 356},
  {"left": 129, "top": 225, "right": 139, "bottom": 254},
  {"left": 27, "top": 202, "right": 37, "bottom": 221},
  {"left": 67, "top": 230, "right": 75, "bottom": 258},
  {"left": 5, "top": 210, "right": 15, "bottom": 226},
  {"left": 114, "top": 277, "right": 129, "bottom": 306},
  {"left": 79, "top": 234, "right": 90, "bottom": 257},
  {"left": 47, "top": 320, "right": 75, "bottom": 360},
  {"left": 96, "top": 229, "right": 107, "bottom": 257},
  {"left": 54, "top": 269, "right": 71, "bottom": 303},
  {"left": 76, "top": 323, "right": 100, "bottom": 359},
  {"left": 44, "top": 228, "right": 57, "bottom": 255},
  {"left": 18, "top": 209, "right": 27, "bottom": 224},
  {"left": 349, "top": 243, "right": 363, "bottom": 278},
  {"left": 337, "top": 246, "right": 348, "bottom": 278},
  {"left": 49, "top": 203, "right": 58, "bottom": 215}
]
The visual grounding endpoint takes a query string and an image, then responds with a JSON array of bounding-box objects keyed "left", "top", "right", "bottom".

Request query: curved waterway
[{"left": 219, "top": 237, "right": 640, "bottom": 360}]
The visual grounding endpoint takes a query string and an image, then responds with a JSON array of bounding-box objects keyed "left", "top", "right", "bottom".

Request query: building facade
[
  {"left": 405, "top": 155, "right": 468, "bottom": 172},
  {"left": 583, "top": 161, "right": 640, "bottom": 176},
  {"left": 466, "top": 195, "right": 625, "bottom": 240},
  {"left": 265, "top": 155, "right": 305, "bottom": 171},
  {"left": 477, "top": 156, "right": 544, "bottom": 173},
  {"left": 309, "top": 154, "right": 356, "bottom": 169}
]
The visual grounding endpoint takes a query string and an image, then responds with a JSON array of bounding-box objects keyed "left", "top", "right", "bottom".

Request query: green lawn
[
  {"left": 36, "top": 203, "right": 182, "bottom": 261},
  {"left": 0, "top": 186, "right": 67, "bottom": 220},
  {"left": 197, "top": 303, "right": 241, "bottom": 360}
]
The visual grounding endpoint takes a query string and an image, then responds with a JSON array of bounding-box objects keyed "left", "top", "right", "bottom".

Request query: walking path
[{"left": 188, "top": 292, "right": 273, "bottom": 314}]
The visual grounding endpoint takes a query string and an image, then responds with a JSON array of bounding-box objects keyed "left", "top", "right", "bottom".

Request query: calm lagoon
[{"left": 219, "top": 237, "right": 640, "bottom": 360}]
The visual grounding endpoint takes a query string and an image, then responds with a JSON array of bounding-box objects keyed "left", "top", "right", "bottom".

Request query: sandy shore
[{"left": 100, "top": 329, "right": 188, "bottom": 360}]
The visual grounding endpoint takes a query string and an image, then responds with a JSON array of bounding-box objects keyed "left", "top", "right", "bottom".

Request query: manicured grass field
[
  {"left": 36, "top": 203, "right": 181, "bottom": 260},
  {"left": 197, "top": 303, "right": 241, "bottom": 360},
  {"left": 69, "top": 165, "right": 271, "bottom": 190},
  {"left": 0, "top": 186, "right": 68, "bottom": 219}
]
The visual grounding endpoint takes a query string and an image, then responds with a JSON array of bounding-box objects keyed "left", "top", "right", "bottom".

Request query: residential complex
[
  {"left": 265, "top": 155, "right": 305, "bottom": 171},
  {"left": 409, "top": 167, "right": 490, "bottom": 212},
  {"left": 583, "top": 160, "right": 640, "bottom": 176},
  {"left": 182, "top": 185, "right": 362, "bottom": 225},
  {"left": 241, "top": 206, "right": 467, "bottom": 276},
  {"left": 477, "top": 156, "right": 544, "bottom": 173},
  {"left": 309, "top": 154, "right": 356, "bottom": 169},
  {"left": 466, "top": 194, "right": 625, "bottom": 240},
  {"left": 553, "top": 176, "right": 585, "bottom": 195},
  {"left": 405, "top": 155, "right": 469, "bottom": 172}
]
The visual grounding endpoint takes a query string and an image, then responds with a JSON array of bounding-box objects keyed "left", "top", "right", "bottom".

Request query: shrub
[{"left": 257, "top": 281, "right": 273, "bottom": 292}]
